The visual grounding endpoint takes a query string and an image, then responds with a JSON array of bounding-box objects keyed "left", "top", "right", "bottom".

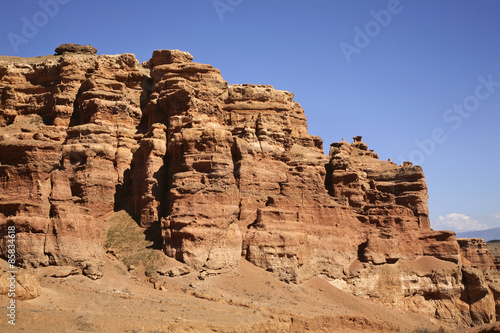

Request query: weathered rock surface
[
  {"left": 0, "top": 48, "right": 498, "bottom": 328},
  {"left": 485, "top": 272, "right": 500, "bottom": 322},
  {"left": 0, "top": 260, "right": 41, "bottom": 300},
  {"left": 0, "top": 270, "right": 41, "bottom": 300},
  {"left": 462, "top": 266, "right": 496, "bottom": 325},
  {"left": 55, "top": 43, "right": 97, "bottom": 55},
  {"left": 459, "top": 238, "right": 498, "bottom": 271},
  {"left": 0, "top": 51, "right": 143, "bottom": 275},
  {"left": 487, "top": 240, "right": 500, "bottom": 271}
]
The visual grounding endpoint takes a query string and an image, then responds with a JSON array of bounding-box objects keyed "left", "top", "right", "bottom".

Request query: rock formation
[
  {"left": 0, "top": 258, "right": 40, "bottom": 301},
  {"left": 487, "top": 240, "right": 500, "bottom": 271},
  {"left": 459, "top": 238, "right": 498, "bottom": 271},
  {"left": 55, "top": 43, "right": 97, "bottom": 55},
  {"left": 0, "top": 47, "right": 498, "bottom": 328},
  {"left": 0, "top": 50, "right": 143, "bottom": 275}
]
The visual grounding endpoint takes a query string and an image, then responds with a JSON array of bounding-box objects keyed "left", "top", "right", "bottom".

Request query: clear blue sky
[{"left": 1, "top": 0, "right": 499, "bottom": 232}]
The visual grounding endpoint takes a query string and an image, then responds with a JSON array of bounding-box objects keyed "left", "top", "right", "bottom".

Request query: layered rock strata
[
  {"left": 0, "top": 48, "right": 498, "bottom": 327},
  {"left": 459, "top": 238, "right": 498, "bottom": 271},
  {"left": 0, "top": 51, "right": 143, "bottom": 273},
  {"left": 487, "top": 241, "right": 500, "bottom": 271}
]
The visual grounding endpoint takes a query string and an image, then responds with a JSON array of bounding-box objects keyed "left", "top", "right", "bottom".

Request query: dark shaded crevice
[
  {"left": 247, "top": 210, "right": 262, "bottom": 230},
  {"left": 69, "top": 151, "right": 87, "bottom": 165},
  {"left": 41, "top": 115, "right": 54, "bottom": 126},
  {"left": 247, "top": 219, "right": 258, "bottom": 229},
  {"left": 137, "top": 74, "right": 153, "bottom": 134},
  {"left": 278, "top": 181, "right": 286, "bottom": 196},
  {"left": 69, "top": 85, "right": 84, "bottom": 127},
  {"left": 324, "top": 162, "right": 334, "bottom": 195},
  {"left": 0, "top": 203, "right": 21, "bottom": 218},
  {"left": 154, "top": 163, "right": 168, "bottom": 220},
  {"left": 231, "top": 140, "right": 243, "bottom": 222},
  {"left": 357, "top": 241, "right": 368, "bottom": 262},
  {"left": 114, "top": 169, "right": 133, "bottom": 214},
  {"left": 159, "top": 110, "right": 176, "bottom": 219},
  {"left": 49, "top": 202, "right": 56, "bottom": 219},
  {"left": 231, "top": 140, "right": 242, "bottom": 190},
  {"left": 129, "top": 147, "right": 146, "bottom": 226},
  {"left": 144, "top": 221, "right": 163, "bottom": 250},
  {"left": 69, "top": 181, "right": 84, "bottom": 199}
]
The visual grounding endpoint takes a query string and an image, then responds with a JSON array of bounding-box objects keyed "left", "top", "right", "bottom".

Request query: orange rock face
[
  {"left": 459, "top": 238, "right": 497, "bottom": 271},
  {"left": 0, "top": 48, "right": 498, "bottom": 327},
  {"left": 0, "top": 53, "right": 143, "bottom": 274}
]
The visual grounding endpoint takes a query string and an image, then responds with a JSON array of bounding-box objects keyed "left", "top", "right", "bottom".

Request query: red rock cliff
[
  {"left": 0, "top": 48, "right": 498, "bottom": 328},
  {"left": 459, "top": 238, "right": 497, "bottom": 271}
]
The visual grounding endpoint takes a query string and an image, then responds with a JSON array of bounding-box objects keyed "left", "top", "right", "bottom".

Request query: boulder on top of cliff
[
  {"left": 143, "top": 49, "right": 194, "bottom": 67},
  {"left": 351, "top": 135, "right": 368, "bottom": 151},
  {"left": 55, "top": 43, "right": 97, "bottom": 55}
]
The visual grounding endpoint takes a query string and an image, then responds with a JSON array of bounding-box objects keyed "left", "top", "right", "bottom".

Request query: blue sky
[{"left": 1, "top": 0, "right": 499, "bottom": 232}]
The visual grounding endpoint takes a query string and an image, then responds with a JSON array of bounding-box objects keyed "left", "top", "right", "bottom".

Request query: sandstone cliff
[
  {"left": 459, "top": 238, "right": 497, "bottom": 271},
  {"left": 0, "top": 47, "right": 498, "bottom": 328},
  {"left": 487, "top": 240, "right": 500, "bottom": 271}
]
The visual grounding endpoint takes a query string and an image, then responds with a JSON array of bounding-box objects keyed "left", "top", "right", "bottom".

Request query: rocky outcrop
[
  {"left": 459, "top": 238, "right": 497, "bottom": 271},
  {"left": 0, "top": 260, "right": 40, "bottom": 300},
  {"left": 0, "top": 51, "right": 144, "bottom": 274},
  {"left": 55, "top": 43, "right": 97, "bottom": 55},
  {"left": 487, "top": 240, "right": 500, "bottom": 271},
  {"left": 485, "top": 272, "right": 500, "bottom": 322},
  {"left": 462, "top": 266, "right": 496, "bottom": 325},
  {"left": 322, "top": 139, "right": 495, "bottom": 326},
  {"left": 0, "top": 48, "right": 498, "bottom": 328},
  {"left": 0, "top": 270, "right": 41, "bottom": 300},
  {"left": 328, "top": 138, "right": 461, "bottom": 263}
]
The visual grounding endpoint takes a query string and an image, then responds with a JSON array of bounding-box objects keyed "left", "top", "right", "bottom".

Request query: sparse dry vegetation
[{"left": 106, "top": 210, "right": 166, "bottom": 276}]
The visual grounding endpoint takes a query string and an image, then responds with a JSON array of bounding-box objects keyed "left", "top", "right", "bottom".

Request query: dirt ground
[{"left": 0, "top": 254, "right": 453, "bottom": 333}]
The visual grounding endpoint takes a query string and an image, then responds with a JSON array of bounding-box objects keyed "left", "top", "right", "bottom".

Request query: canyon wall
[
  {"left": 0, "top": 47, "right": 498, "bottom": 327},
  {"left": 459, "top": 238, "right": 497, "bottom": 271}
]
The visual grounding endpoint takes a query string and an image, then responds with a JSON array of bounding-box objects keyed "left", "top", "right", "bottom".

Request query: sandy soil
[{"left": 0, "top": 254, "right": 451, "bottom": 333}]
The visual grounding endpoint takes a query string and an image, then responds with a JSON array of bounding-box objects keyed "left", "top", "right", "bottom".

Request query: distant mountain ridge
[{"left": 456, "top": 227, "right": 500, "bottom": 242}]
